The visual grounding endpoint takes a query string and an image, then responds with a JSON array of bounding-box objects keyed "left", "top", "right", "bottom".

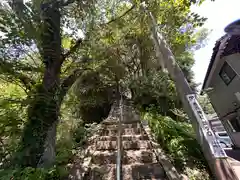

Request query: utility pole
[{"left": 141, "top": 3, "right": 238, "bottom": 180}]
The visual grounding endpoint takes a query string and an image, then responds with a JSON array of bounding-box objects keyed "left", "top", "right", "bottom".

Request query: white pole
[{"left": 140, "top": 2, "right": 238, "bottom": 180}]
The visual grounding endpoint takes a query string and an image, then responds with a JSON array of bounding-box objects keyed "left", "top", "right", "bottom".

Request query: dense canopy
[{"left": 0, "top": 0, "right": 215, "bottom": 179}]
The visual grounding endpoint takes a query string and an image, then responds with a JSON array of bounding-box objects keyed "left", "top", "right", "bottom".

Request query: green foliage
[
  {"left": 0, "top": 166, "right": 63, "bottom": 180},
  {"left": 0, "top": 82, "right": 27, "bottom": 166},
  {"left": 0, "top": 112, "right": 91, "bottom": 180},
  {"left": 131, "top": 71, "right": 177, "bottom": 113},
  {"left": 144, "top": 107, "right": 208, "bottom": 170},
  {"left": 184, "top": 167, "right": 211, "bottom": 180},
  {"left": 0, "top": 0, "right": 214, "bottom": 178},
  {"left": 72, "top": 70, "right": 114, "bottom": 124},
  {"left": 197, "top": 94, "right": 215, "bottom": 115},
  {"left": 0, "top": 120, "right": 95, "bottom": 180}
]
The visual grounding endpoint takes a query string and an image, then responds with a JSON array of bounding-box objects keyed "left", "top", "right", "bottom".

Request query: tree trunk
[
  {"left": 37, "top": 120, "right": 58, "bottom": 168},
  {"left": 16, "top": 86, "right": 60, "bottom": 167},
  {"left": 15, "top": 2, "right": 62, "bottom": 167},
  {"left": 37, "top": 69, "right": 84, "bottom": 167}
]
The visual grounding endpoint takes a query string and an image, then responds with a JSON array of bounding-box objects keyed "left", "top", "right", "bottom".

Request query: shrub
[
  {"left": 143, "top": 109, "right": 207, "bottom": 170},
  {"left": 184, "top": 167, "right": 211, "bottom": 180}
]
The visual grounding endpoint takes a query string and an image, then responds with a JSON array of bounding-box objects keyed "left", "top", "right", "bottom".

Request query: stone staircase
[
  {"left": 83, "top": 118, "right": 167, "bottom": 180},
  {"left": 67, "top": 100, "right": 182, "bottom": 180}
]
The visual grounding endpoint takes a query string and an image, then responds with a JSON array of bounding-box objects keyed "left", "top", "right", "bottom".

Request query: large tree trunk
[
  {"left": 15, "top": 2, "right": 62, "bottom": 167},
  {"left": 37, "top": 69, "right": 84, "bottom": 167},
  {"left": 37, "top": 120, "right": 58, "bottom": 168},
  {"left": 17, "top": 86, "right": 60, "bottom": 167}
]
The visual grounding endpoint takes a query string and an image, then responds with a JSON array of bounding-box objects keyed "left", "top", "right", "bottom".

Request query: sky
[{"left": 191, "top": 0, "right": 240, "bottom": 90}]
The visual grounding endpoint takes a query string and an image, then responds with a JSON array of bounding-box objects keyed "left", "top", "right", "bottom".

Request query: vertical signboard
[{"left": 186, "top": 94, "right": 227, "bottom": 158}]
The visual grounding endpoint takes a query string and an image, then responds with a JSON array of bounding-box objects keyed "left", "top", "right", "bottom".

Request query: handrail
[{"left": 116, "top": 87, "right": 123, "bottom": 180}]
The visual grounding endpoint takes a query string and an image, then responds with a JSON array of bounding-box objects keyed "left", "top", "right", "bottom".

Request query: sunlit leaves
[
  {"left": 62, "top": 37, "right": 72, "bottom": 50},
  {"left": 0, "top": 81, "right": 27, "bottom": 164}
]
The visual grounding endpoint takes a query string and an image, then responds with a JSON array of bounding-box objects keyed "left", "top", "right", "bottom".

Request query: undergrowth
[
  {"left": 143, "top": 106, "right": 212, "bottom": 180},
  {"left": 0, "top": 121, "right": 97, "bottom": 180}
]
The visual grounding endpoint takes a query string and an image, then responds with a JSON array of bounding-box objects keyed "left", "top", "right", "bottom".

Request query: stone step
[
  {"left": 91, "top": 150, "right": 157, "bottom": 165},
  {"left": 98, "top": 134, "right": 149, "bottom": 141},
  {"left": 102, "top": 122, "right": 142, "bottom": 129},
  {"left": 83, "top": 164, "right": 115, "bottom": 180},
  {"left": 86, "top": 134, "right": 149, "bottom": 148},
  {"left": 84, "top": 163, "right": 166, "bottom": 180},
  {"left": 128, "top": 163, "right": 166, "bottom": 180},
  {"left": 100, "top": 128, "right": 145, "bottom": 136},
  {"left": 102, "top": 119, "right": 140, "bottom": 125},
  {"left": 95, "top": 140, "right": 152, "bottom": 150}
]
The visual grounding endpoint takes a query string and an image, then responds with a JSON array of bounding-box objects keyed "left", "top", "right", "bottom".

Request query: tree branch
[
  {"left": 0, "top": 61, "right": 36, "bottom": 90},
  {"left": 58, "top": 68, "right": 86, "bottom": 103},
  {"left": 101, "top": 5, "right": 135, "bottom": 26},
  {"left": 0, "top": 76, "right": 29, "bottom": 94},
  {"left": 59, "top": 5, "right": 135, "bottom": 63},
  {"left": 11, "top": 0, "right": 41, "bottom": 49}
]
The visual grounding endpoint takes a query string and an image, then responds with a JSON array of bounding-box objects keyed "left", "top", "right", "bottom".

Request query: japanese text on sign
[{"left": 186, "top": 94, "right": 227, "bottom": 158}]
